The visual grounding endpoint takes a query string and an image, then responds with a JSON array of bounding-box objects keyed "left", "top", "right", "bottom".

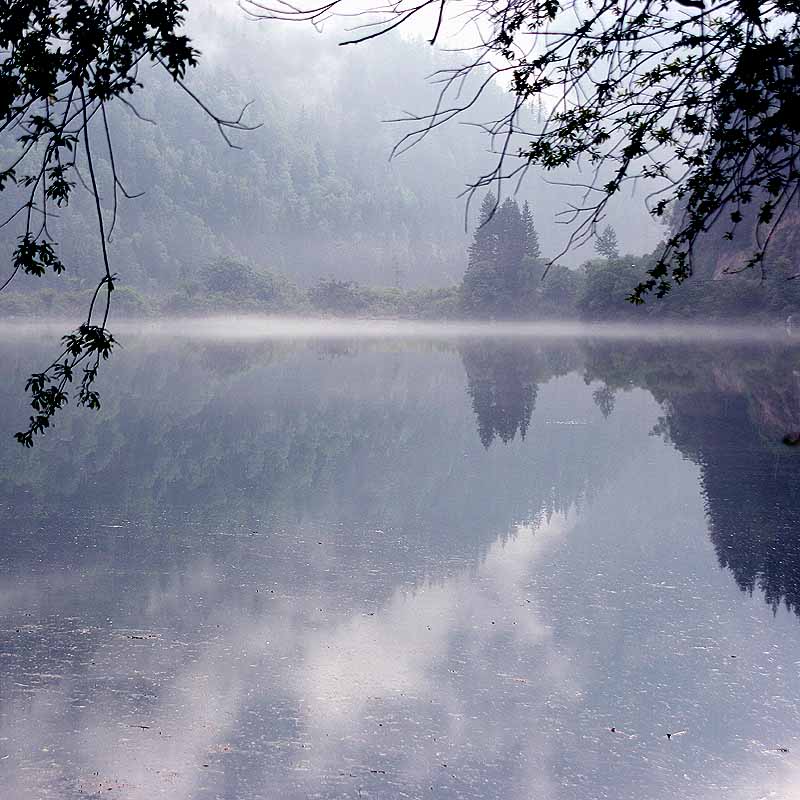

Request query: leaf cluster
[{"left": 14, "top": 321, "right": 116, "bottom": 447}]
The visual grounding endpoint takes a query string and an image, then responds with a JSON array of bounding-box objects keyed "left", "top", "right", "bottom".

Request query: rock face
[{"left": 692, "top": 200, "right": 800, "bottom": 282}]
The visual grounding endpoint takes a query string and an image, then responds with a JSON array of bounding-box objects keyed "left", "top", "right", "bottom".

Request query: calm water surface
[{"left": 1, "top": 322, "right": 799, "bottom": 799}]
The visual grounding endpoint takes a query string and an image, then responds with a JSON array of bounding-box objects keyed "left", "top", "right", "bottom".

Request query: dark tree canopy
[{"left": 522, "top": 200, "right": 540, "bottom": 261}]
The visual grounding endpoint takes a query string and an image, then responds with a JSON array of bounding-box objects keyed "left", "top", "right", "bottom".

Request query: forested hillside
[
  {"left": 0, "top": 5, "right": 660, "bottom": 306},
  {"left": 0, "top": 13, "right": 502, "bottom": 294}
]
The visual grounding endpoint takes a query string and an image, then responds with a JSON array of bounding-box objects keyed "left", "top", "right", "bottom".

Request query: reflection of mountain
[
  {"left": 584, "top": 341, "right": 800, "bottom": 618},
  {"left": 0, "top": 338, "right": 655, "bottom": 767},
  {"left": 460, "top": 342, "right": 579, "bottom": 447},
  {"left": 0, "top": 339, "right": 634, "bottom": 599}
]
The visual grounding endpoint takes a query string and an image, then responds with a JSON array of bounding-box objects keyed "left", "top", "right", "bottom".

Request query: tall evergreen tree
[
  {"left": 463, "top": 193, "right": 540, "bottom": 317},
  {"left": 495, "top": 198, "right": 527, "bottom": 306},
  {"left": 522, "top": 202, "right": 541, "bottom": 261},
  {"left": 463, "top": 192, "right": 500, "bottom": 316},
  {"left": 468, "top": 192, "right": 499, "bottom": 267}
]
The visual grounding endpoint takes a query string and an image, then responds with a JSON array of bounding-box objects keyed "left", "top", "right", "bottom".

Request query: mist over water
[{"left": 1, "top": 315, "right": 795, "bottom": 344}]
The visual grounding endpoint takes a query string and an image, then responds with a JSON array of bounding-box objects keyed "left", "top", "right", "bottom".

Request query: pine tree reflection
[{"left": 460, "top": 343, "right": 578, "bottom": 447}]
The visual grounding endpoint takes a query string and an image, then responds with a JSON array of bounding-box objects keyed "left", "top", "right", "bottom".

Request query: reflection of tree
[
  {"left": 585, "top": 340, "right": 800, "bottom": 618},
  {"left": 462, "top": 345, "right": 537, "bottom": 447},
  {"left": 591, "top": 385, "right": 616, "bottom": 418},
  {"left": 662, "top": 391, "right": 800, "bottom": 617},
  {"left": 12, "top": 332, "right": 800, "bottom": 619},
  {"left": 0, "top": 339, "right": 620, "bottom": 604},
  {"left": 460, "top": 343, "right": 579, "bottom": 447}
]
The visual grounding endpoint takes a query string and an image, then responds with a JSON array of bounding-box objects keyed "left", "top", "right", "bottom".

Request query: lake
[{"left": 1, "top": 319, "right": 799, "bottom": 799}]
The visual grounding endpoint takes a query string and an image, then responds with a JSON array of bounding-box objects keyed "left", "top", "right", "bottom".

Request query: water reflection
[
  {"left": 460, "top": 337, "right": 800, "bottom": 620},
  {"left": 1, "top": 329, "right": 799, "bottom": 799},
  {"left": 582, "top": 340, "right": 800, "bottom": 619},
  {"left": 459, "top": 342, "right": 580, "bottom": 447},
  {"left": 651, "top": 373, "right": 800, "bottom": 617}
]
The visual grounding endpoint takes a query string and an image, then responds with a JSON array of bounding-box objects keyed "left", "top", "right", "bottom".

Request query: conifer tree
[
  {"left": 495, "top": 198, "right": 527, "bottom": 305},
  {"left": 464, "top": 193, "right": 539, "bottom": 317},
  {"left": 468, "top": 192, "right": 499, "bottom": 268},
  {"left": 522, "top": 202, "right": 541, "bottom": 261},
  {"left": 463, "top": 192, "right": 500, "bottom": 315}
]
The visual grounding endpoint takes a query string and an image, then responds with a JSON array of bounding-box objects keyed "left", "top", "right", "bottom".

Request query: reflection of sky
[{"left": 2, "top": 365, "right": 800, "bottom": 798}]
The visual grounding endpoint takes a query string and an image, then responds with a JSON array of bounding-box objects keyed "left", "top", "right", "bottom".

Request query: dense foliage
[
  {"left": 460, "top": 196, "right": 800, "bottom": 321},
  {"left": 4, "top": 214, "right": 799, "bottom": 322},
  {"left": 462, "top": 193, "right": 582, "bottom": 317}
]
